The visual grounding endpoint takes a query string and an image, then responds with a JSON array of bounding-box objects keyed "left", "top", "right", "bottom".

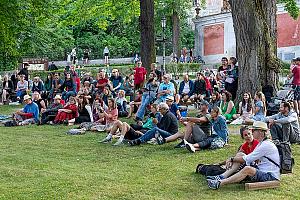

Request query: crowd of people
[{"left": 1, "top": 56, "right": 300, "bottom": 190}]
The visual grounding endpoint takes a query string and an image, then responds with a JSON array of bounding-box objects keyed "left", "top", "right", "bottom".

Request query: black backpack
[
  {"left": 264, "top": 141, "right": 294, "bottom": 174},
  {"left": 195, "top": 164, "right": 226, "bottom": 176}
]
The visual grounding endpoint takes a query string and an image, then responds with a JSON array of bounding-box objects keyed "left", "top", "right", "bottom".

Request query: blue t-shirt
[
  {"left": 23, "top": 102, "right": 40, "bottom": 122},
  {"left": 158, "top": 82, "right": 175, "bottom": 101},
  {"left": 110, "top": 76, "right": 123, "bottom": 89},
  {"left": 170, "top": 103, "right": 179, "bottom": 119},
  {"left": 252, "top": 101, "right": 265, "bottom": 121}
]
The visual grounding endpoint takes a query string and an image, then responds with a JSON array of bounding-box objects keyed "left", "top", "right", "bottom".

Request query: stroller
[{"left": 266, "top": 84, "right": 295, "bottom": 116}]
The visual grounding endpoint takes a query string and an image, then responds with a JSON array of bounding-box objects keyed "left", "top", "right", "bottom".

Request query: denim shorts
[{"left": 250, "top": 169, "right": 278, "bottom": 182}]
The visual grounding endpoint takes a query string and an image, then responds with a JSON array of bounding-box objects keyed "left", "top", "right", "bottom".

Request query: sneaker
[
  {"left": 113, "top": 138, "right": 124, "bottom": 146},
  {"left": 155, "top": 134, "right": 165, "bottom": 145},
  {"left": 206, "top": 175, "right": 224, "bottom": 181},
  {"left": 99, "top": 137, "right": 112, "bottom": 143},
  {"left": 174, "top": 140, "right": 185, "bottom": 148},
  {"left": 185, "top": 142, "right": 196, "bottom": 153},
  {"left": 207, "top": 180, "right": 221, "bottom": 190},
  {"left": 129, "top": 139, "right": 141, "bottom": 146}
]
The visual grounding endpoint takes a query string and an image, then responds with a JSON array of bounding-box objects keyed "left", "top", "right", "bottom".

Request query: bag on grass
[{"left": 196, "top": 164, "right": 226, "bottom": 176}]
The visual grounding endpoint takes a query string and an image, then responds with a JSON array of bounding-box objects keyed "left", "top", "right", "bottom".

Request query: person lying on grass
[{"left": 207, "top": 121, "right": 280, "bottom": 190}]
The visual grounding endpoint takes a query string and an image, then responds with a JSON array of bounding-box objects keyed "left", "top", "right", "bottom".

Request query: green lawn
[{"left": 0, "top": 105, "right": 300, "bottom": 199}]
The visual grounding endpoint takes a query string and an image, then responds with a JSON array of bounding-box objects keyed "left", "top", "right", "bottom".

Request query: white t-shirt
[
  {"left": 243, "top": 140, "right": 280, "bottom": 180},
  {"left": 182, "top": 82, "right": 190, "bottom": 94}
]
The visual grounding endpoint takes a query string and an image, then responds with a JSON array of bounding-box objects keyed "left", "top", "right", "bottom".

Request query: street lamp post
[{"left": 161, "top": 16, "right": 166, "bottom": 74}]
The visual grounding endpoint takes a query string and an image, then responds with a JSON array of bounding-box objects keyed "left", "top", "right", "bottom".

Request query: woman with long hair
[
  {"left": 220, "top": 90, "right": 236, "bottom": 120},
  {"left": 75, "top": 95, "right": 91, "bottom": 124},
  {"left": 231, "top": 92, "right": 254, "bottom": 124},
  {"left": 245, "top": 91, "right": 266, "bottom": 124},
  {"left": 208, "top": 92, "right": 221, "bottom": 112}
]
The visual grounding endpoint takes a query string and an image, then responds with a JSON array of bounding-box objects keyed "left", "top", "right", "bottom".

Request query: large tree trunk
[
  {"left": 229, "top": 0, "right": 281, "bottom": 100},
  {"left": 140, "top": 0, "right": 156, "bottom": 72},
  {"left": 172, "top": 10, "right": 181, "bottom": 59}
]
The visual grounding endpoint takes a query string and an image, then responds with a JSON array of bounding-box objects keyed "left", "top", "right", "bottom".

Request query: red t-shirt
[
  {"left": 240, "top": 139, "right": 259, "bottom": 155},
  {"left": 292, "top": 65, "right": 300, "bottom": 86},
  {"left": 134, "top": 67, "right": 147, "bottom": 84},
  {"left": 97, "top": 78, "right": 108, "bottom": 90}
]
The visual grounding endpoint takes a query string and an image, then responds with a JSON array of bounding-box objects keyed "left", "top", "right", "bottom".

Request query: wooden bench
[{"left": 245, "top": 181, "right": 280, "bottom": 191}]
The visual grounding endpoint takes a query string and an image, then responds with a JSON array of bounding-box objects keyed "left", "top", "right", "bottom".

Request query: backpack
[
  {"left": 195, "top": 164, "right": 226, "bottom": 176},
  {"left": 264, "top": 141, "right": 294, "bottom": 174}
]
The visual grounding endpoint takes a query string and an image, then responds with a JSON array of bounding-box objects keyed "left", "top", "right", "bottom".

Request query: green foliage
[
  {"left": 278, "top": 0, "right": 300, "bottom": 19},
  {"left": 166, "top": 63, "right": 203, "bottom": 75}
]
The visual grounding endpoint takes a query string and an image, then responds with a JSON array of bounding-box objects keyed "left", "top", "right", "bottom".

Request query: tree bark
[
  {"left": 140, "top": 0, "right": 156, "bottom": 72},
  {"left": 229, "top": 0, "right": 281, "bottom": 100},
  {"left": 172, "top": 10, "right": 181, "bottom": 59}
]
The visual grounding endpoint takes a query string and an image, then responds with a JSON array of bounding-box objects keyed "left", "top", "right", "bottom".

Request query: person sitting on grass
[
  {"left": 129, "top": 102, "right": 178, "bottom": 146},
  {"left": 61, "top": 72, "right": 76, "bottom": 101},
  {"left": 16, "top": 74, "right": 28, "bottom": 102},
  {"left": 130, "top": 103, "right": 162, "bottom": 133},
  {"left": 205, "top": 126, "right": 259, "bottom": 181},
  {"left": 231, "top": 92, "right": 253, "bottom": 125},
  {"left": 266, "top": 102, "right": 300, "bottom": 144},
  {"left": 52, "top": 96, "right": 78, "bottom": 125},
  {"left": 1, "top": 75, "right": 14, "bottom": 104},
  {"left": 116, "top": 90, "right": 128, "bottom": 117},
  {"left": 208, "top": 92, "right": 221, "bottom": 112},
  {"left": 191, "top": 72, "right": 207, "bottom": 105},
  {"left": 178, "top": 74, "right": 194, "bottom": 104},
  {"left": 99, "top": 104, "right": 162, "bottom": 146},
  {"left": 155, "top": 74, "right": 175, "bottom": 104},
  {"left": 126, "top": 90, "right": 142, "bottom": 118},
  {"left": 74, "top": 94, "right": 91, "bottom": 124},
  {"left": 13, "top": 95, "right": 39, "bottom": 126},
  {"left": 40, "top": 95, "right": 63, "bottom": 125},
  {"left": 220, "top": 90, "right": 236, "bottom": 121},
  {"left": 184, "top": 107, "right": 228, "bottom": 152},
  {"left": 50, "top": 73, "right": 63, "bottom": 99},
  {"left": 32, "top": 91, "right": 46, "bottom": 113},
  {"left": 207, "top": 121, "right": 280, "bottom": 190},
  {"left": 94, "top": 98, "right": 118, "bottom": 133},
  {"left": 165, "top": 96, "right": 181, "bottom": 119},
  {"left": 78, "top": 98, "right": 106, "bottom": 131},
  {"left": 244, "top": 91, "right": 266, "bottom": 124},
  {"left": 164, "top": 100, "right": 212, "bottom": 148}
]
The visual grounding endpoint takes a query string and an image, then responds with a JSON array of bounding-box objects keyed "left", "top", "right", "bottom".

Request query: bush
[{"left": 166, "top": 63, "right": 203, "bottom": 75}]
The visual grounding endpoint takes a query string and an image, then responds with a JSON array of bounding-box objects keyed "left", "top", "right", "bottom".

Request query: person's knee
[{"left": 241, "top": 166, "right": 256, "bottom": 176}]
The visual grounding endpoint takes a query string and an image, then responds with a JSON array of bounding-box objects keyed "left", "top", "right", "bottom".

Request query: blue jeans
[
  {"left": 62, "top": 91, "right": 76, "bottom": 101},
  {"left": 139, "top": 127, "right": 172, "bottom": 143},
  {"left": 135, "top": 94, "right": 154, "bottom": 120}
]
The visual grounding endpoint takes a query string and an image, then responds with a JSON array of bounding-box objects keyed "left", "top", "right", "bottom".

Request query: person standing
[
  {"left": 134, "top": 61, "right": 147, "bottom": 90},
  {"left": 103, "top": 46, "right": 109, "bottom": 65},
  {"left": 291, "top": 57, "right": 300, "bottom": 116}
]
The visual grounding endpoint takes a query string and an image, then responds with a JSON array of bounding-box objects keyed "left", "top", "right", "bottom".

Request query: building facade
[{"left": 193, "top": 0, "right": 300, "bottom": 64}]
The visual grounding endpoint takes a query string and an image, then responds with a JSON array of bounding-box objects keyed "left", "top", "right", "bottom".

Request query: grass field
[{"left": 0, "top": 105, "right": 300, "bottom": 199}]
